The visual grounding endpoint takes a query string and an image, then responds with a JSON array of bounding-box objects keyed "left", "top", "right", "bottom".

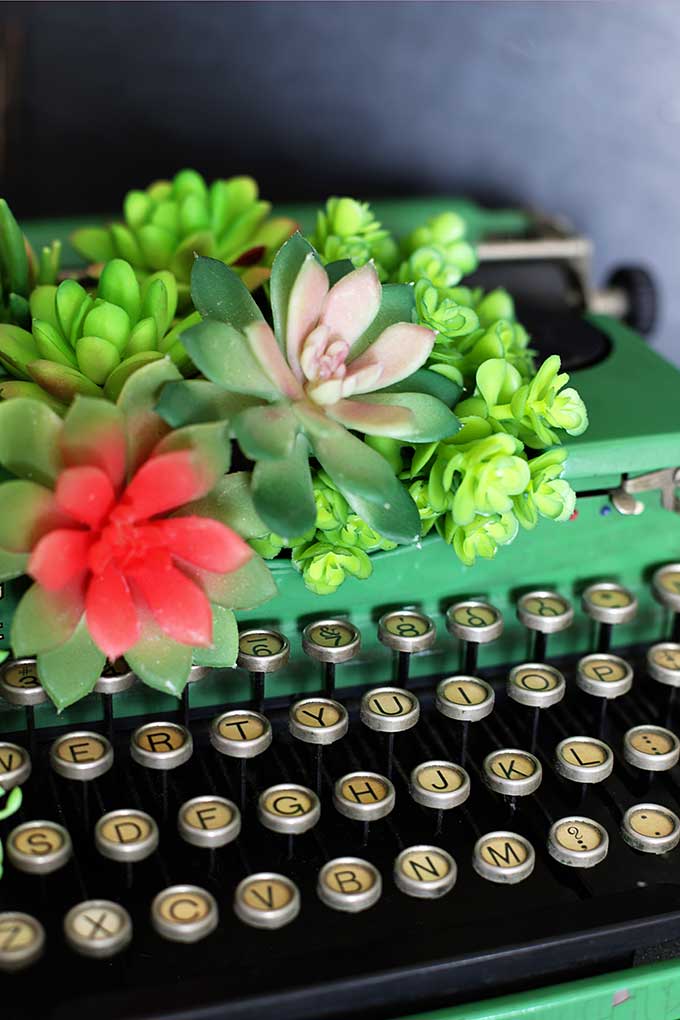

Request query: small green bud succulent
[
  {"left": 398, "top": 212, "right": 478, "bottom": 289},
  {"left": 0, "top": 198, "right": 60, "bottom": 330},
  {"left": 71, "top": 170, "right": 296, "bottom": 306},
  {"left": 0, "top": 258, "right": 197, "bottom": 410},
  {"left": 313, "top": 471, "right": 350, "bottom": 532},
  {"left": 292, "top": 540, "right": 373, "bottom": 596},
  {"left": 438, "top": 509, "right": 519, "bottom": 567},
  {"left": 513, "top": 448, "right": 576, "bottom": 529},
  {"left": 310, "top": 197, "right": 400, "bottom": 281},
  {"left": 325, "top": 514, "right": 397, "bottom": 554}
]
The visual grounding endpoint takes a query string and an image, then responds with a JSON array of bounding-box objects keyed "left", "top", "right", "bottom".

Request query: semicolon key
[
  {"left": 652, "top": 563, "right": 680, "bottom": 641},
  {"left": 582, "top": 581, "right": 637, "bottom": 652}
]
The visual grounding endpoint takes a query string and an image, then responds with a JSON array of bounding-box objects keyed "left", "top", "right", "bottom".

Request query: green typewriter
[{"left": 1, "top": 192, "right": 680, "bottom": 1020}]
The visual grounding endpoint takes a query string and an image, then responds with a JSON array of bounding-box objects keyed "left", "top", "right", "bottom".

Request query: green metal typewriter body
[{"left": 0, "top": 204, "right": 680, "bottom": 1020}]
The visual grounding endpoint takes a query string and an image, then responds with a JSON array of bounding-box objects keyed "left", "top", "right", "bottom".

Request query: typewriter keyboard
[{"left": 2, "top": 572, "right": 680, "bottom": 1020}]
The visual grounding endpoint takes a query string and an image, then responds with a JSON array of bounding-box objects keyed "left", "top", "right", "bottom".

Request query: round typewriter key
[
  {"left": 576, "top": 654, "right": 633, "bottom": 700},
  {"left": 582, "top": 582, "right": 637, "bottom": 651},
  {"left": 334, "top": 772, "right": 395, "bottom": 823},
  {"left": 394, "top": 846, "right": 457, "bottom": 899},
  {"left": 95, "top": 658, "right": 136, "bottom": 695},
  {"left": 151, "top": 885, "right": 218, "bottom": 943},
  {"left": 547, "top": 817, "right": 609, "bottom": 868},
  {"left": 378, "top": 610, "right": 435, "bottom": 686},
  {"left": 0, "top": 657, "right": 47, "bottom": 743},
  {"left": 258, "top": 784, "right": 320, "bottom": 836},
  {"left": 446, "top": 600, "right": 503, "bottom": 672},
  {"left": 483, "top": 749, "right": 542, "bottom": 798},
  {"left": 622, "top": 803, "right": 680, "bottom": 854},
  {"left": 7, "top": 820, "right": 72, "bottom": 875},
  {"left": 130, "top": 721, "right": 193, "bottom": 770},
  {"left": 178, "top": 796, "right": 241, "bottom": 849},
  {"left": 234, "top": 873, "right": 300, "bottom": 930},
  {"left": 50, "top": 731, "right": 114, "bottom": 782},
  {"left": 647, "top": 643, "right": 680, "bottom": 687},
  {"left": 410, "top": 761, "right": 471, "bottom": 811},
  {"left": 237, "top": 628, "right": 289, "bottom": 709},
  {"left": 318, "top": 857, "right": 381, "bottom": 913},
  {"left": 360, "top": 687, "right": 420, "bottom": 734},
  {"left": 64, "top": 900, "right": 132, "bottom": 959},
  {"left": 95, "top": 809, "right": 159, "bottom": 863},
  {"left": 210, "top": 709, "right": 272, "bottom": 758},
  {"left": 473, "top": 831, "right": 535, "bottom": 884},
  {"left": 517, "top": 591, "right": 573, "bottom": 635},
  {"left": 289, "top": 698, "right": 348, "bottom": 745},
  {"left": 623, "top": 725, "right": 680, "bottom": 772},
  {"left": 302, "top": 619, "right": 360, "bottom": 696},
  {"left": 0, "top": 912, "right": 45, "bottom": 971},
  {"left": 653, "top": 563, "right": 680, "bottom": 618},
  {"left": 554, "top": 736, "right": 614, "bottom": 784},
  {"left": 0, "top": 742, "right": 31, "bottom": 791},
  {"left": 179, "top": 664, "right": 210, "bottom": 727},
  {"left": 436, "top": 675, "right": 495, "bottom": 723},
  {"left": 508, "top": 663, "right": 566, "bottom": 709}
]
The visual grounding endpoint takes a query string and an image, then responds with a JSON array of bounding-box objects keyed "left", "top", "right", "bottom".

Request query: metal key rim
[
  {"left": 482, "top": 748, "right": 542, "bottom": 797},
  {"left": 95, "top": 809, "right": 159, "bottom": 863},
  {"left": 130, "top": 721, "right": 193, "bottom": 771},
  {"left": 554, "top": 736, "right": 614, "bottom": 784},
  {"left": 360, "top": 686, "right": 420, "bottom": 733},
  {"left": 151, "top": 885, "right": 218, "bottom": 943},
  {"left": 576, "top": 653, "right": 633, "bottom": 700},
  {"left": 409, "top": 760, "right": 471, "bottom": 810},
  {"left": 63, "top": 899, "right": 133, "bottom": 959},
  {"left": 178, "top": 796, "right": 241, "bottom": 848},
  {"left": 435, "top": 675, "right": 495, "bottom": 722},
  {"left": 621, "top": 803, "right": 680, "bottom": 855},
  {"left": 50, "top": 731, "right": 114, "bottom": 782},
  {"left": 257, "top": 784, "right": 321, "bottom": 835},
  {"left": 0, "top": 658, "right": 47, "bottom": 707},
  {"left": 317, "top": 856, "right": 382, "bottom": 913},
  {"left": 0, "top": 912, "right": 45, "bottom": 971},
  {"left": 333, "top": 771, "right": 396, "bottom": 822},
  {"left": 302, "top": 619, "right": 361, "bottom": 663},
  {"left": 394, "top": 845, "right": 457, "bottom": 899},
  {"left": 234, "top": 872, "right": 300, "bottom": 930},
  {"left": 623, "top": 725, "right": 680, "bottom": 772},
  {"left": 516, "top": 591, "right": 574, "bottom": 634},
  {"left": 507, "top": 663, "right": 566, "bottom": 709},
  {"left": 209, "top": 710, "right": 272, "bottom": 759},
  {"left": 7, "top": 820, "right": 73, "bottom": 875},
  {"left": 581, "top": 582, "right": 638, "bottom": 625},
  {"left": 547, "top": 816, "right": 609, "bottom": 869},
  {"left": 288, "top": 698, "right": 349, "bottom": 745},
  {"left": 472, "top": 830, "right": 535, "bottom": 884},
  {"left": 377, "top": 610, "right": 436, "bottom": 654}
]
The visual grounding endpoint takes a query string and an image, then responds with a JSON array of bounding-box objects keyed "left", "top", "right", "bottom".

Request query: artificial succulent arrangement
[{"left": 0, "top": 174, "right": 588, "bottom": 710}]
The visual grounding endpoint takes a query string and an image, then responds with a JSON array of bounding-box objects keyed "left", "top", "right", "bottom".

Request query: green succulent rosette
[
  {"left": 310, "top": 197, "right": 400, "bottom": 282},
  {"left": 71, "top": 170, "right": 296, "bottom": 307},
  {"left": 0, "top": 258, "right": 198, "bottom": 412},
  {"left": 0, "top": 198, "right": 60, "bottom": 331},
  {"left": 157, "top": 233, "right": 461, "bottom": 545},
  {"left": 292, "top": 541, "right": 373, "bottom": 596},
  {"left": 397, "top": 212, "right": 478, "bottom": 290}
]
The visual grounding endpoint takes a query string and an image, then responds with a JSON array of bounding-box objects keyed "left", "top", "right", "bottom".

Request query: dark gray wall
[{"left": 2, "top": 0, "right": 679, "bottom": 363}]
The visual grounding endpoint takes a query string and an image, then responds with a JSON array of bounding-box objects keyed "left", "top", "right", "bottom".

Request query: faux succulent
[
  {"left": 71, "top": 170, "right": 296, "bottom": 306},
  {"left": 0, "top": 198, "right": 60, "bottom": 330},
  {"left": 157, "top": 233, "right": 462, "bottom": 544},
  {"left": 0, "top": 786, "right": 22, "bottom": 881},
  {"left": 398, "top": 211, "right": 478, "bottom": 290},
  {"left": 0, "top": 359, "right": 276, "bottom": 709},
  {"left": 0, "top": 258, "right": 197, "bottom": 412},
  {"left": 310, "top": 198, "right": 400, "bottom": 282}
]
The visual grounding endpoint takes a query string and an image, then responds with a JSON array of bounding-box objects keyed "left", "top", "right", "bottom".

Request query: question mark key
[{"left": 548, "top": 816, "right": 609, "bottom": 868}]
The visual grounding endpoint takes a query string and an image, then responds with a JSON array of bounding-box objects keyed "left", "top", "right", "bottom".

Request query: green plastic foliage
[
  {"left": 293, "top": 541, "right": 373, "bottom": 596},
  {"left": 398, "top": 212, "right": 478, "bottom": 289},
  {"left": 0, "top": 198, "right": 61, "bottom": 331},
  {"left": 310, "top": 197, "right": 400, "bottom": 281},
  {"left": 0, "top": 258, "right": 198, "bottom": 410},
  {"left": 71, "top": 170, "right": 296, "bottom": 305}
]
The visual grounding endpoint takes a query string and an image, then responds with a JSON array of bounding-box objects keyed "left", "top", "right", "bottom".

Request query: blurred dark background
[{"left": 1, "top": 0, "right": 678, "bottom": 363}]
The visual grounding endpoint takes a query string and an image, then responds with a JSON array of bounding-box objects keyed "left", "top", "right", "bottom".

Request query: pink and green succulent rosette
[
  {"left": 157, "top": 233, "right": 462, "bottom": 542},
  {"left": 0, "top": 359, "right": 276, "bottom": 710}
]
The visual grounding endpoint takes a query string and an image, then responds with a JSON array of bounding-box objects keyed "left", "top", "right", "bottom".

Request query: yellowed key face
[
  {"left": 158, "top": 890, "right": 212, "bottom": 924},
  {"left": 523, "top": 595, "right": 569, "bottom": 618},
  {"left": 292, "top": 701, "right": 343, "bottom": 728},
  {"left": 101, "top": 812, "right": 153, "bottom": 847},
  {"left": 451, "top": 605, "right": 498, "bottom": 628},
  {"left": 135, "top": 724, "right": 187, "bottom": 754},
  {"left": 398, "top": 849, "right": 451, "bottom": 883},
  {"left": 339, "top": 775, "right": 389, "bottom": 805},
  {"left": 307, "top": 623, "right": 355, "bottom": 648},
  {"left": 217, "top": 714, "right": 266, "bottom": 740},
  {"left": 239, "top": 632, "right": 284, "bottom": 657},
  {"left": 0, "top": 916, "right": 37, "bottom": 951},
  {"left": 262, "top": 788, "right": 315, "bottom": 818},
  {"left": 441, "top": 679, "right": 489, "bottom": 706},
  {"left": 322, "top": 862, "right": 377, "bottom": 895},
  {"left": 659, "top": 570, "right": 680, "bottom": 595},
  {"left": 383, "top": 613, "right": 432, "bottom": 638},
  {"left": 554, "top": 820, "right": 603, "bottom": 852},
  {"left": 580, "top": 658, "right": 628, "bottom": 684},
  {"left": 0, "top": 745, "right": 26, "bottom": 776},
  {"left": 559, "top": 740, "right": 608, "bottom": 768},
  {"left": 480, "top": 835, "right": 528, "bottom": 868},
  {"left": 69, "top": 904, "right": 126, "bottom": 941},
  {"left": 12, "top": 824, "right": 64, "bottom": 857},
  {"left": 650, "top": 646, "right": 680, "bottom": 671},
  {"left": 488, "top": 752, "right": 538, "bottom": 780},
  {"left": 416, "top": 764, "right": 465, "bottom": 793},
  {"left": 2, "top": 662, "right": 39, "bottom": 689},
  {"left": 588, "top": 587, "right": 633, "bottom": 609},
  {"left": 54, "top": 734, "right": 107, "bottom": 764},
  {"left": 242, "top": 877, "right": 294, "bottom": 912},
  {"left": 629, "top": 808, "right": 676, "bottom": 839},
  {"left": 511, "top": 666, "right": 561, "bottom": 692},
  {"left": 367, "top": 690, "right": 416, "bottom": 717},
  {"left": 182, "top": 800, "right": 233, "bottom": 831},
  {"left": 629, "top": 730, "right": 675, "bottom": 756}
]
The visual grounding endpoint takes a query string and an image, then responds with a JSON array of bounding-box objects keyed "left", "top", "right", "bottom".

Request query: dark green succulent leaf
[
  {"left": 153, "top": 420, "right": 231, "bottom": 479},
  {"left": 349, "top": 283, "right": 415, "bottom": 360},
  {"left": 233, "top": 403, "right": 298, "bottom": 460},
  {"left": 0, "top": 546, "right": 29, "bottom": 581},
  {"left": 156, "top": 378, "right": 263, "bottom": 427},
  {"left": 0, "top": 324, "right": 39, "bottom": 380},
  {"left": 382, "top": 367, "right": 462, "bottom": 408},
  {"left": 186, "top": 552, "right": 277, "bottom": 610},
  {"left": 180, "top": 318, "right": 280, "bottom": 400},
  {"left": 38, "top": 616, "right": 105, "bottom": 712},
  {"left": 0, "top": 199, "right": 29, "bottom": 295},
  {"left": 325, "top": 259, "right": 356, "bottom": 286},
  {"left": 175, "top": 471, "right": 268, "bottom": 539},
  {"left": 116, "top": 357, "right": 180, "bottom": 474},
  {"left": 0, "top": 397, "right": 62, "bottom": 484},
  {"left": 103, "top": 351, "right": 165, "bottom": 401},
  {"left": 125, "top": 618, "right": 192, "bottom": 698},
  {"left": 12, "top": 581, "right": 83, "bottom": 656},
  {"left": 269, "top": 232, "right": 319, "bottom": 347},
  {"left": 191, "top": 604, "right": 238, "bottom": 667},
  {"left": 252, "top": 433, "right": 316, "bottom": 537},
  {"left": 190, "top": 256, "right": 263, "bottom": 332}
]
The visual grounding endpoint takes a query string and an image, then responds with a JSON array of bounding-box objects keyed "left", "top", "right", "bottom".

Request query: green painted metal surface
[{"left": 400, "top": 959, "right": 680, "bottom": 1019}]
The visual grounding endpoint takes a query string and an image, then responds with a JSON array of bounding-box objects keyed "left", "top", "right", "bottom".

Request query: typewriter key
[
  {"left": 0, "top": 657, "right": 47, "bottom": 745},
  {"left": 378, "top": 609, "right": 435, "bottom": 687},
  {"left": 647, "top": 643, "right": 680, "bottom": 687},
  {"left": 237, "top": 628, "right": 289, "bottom": 710},
  {"left": 577, "top": 653, "right": 633, "bottom": 736},
  {"left": 178, "top": 796, "right": 241, "bottom": 849},
  {"left": 210, "top": 709, "right": 272, "bottom": 809},
  {"left": 582, "top": 582, "right": 637, "bottom": 651},
  {"left": 473, "top": 831, "right": 535, "bottom": 885},
  {"left": 554, "top": 737, "right": 614, "bottom": 785},
  {"left": 258, "top": 783, "right": 320, "bottom": 855},
  {"left": 95, "top": 809, "right": 159, "bottom": 863},
  {"left": 547, "top": 817, "right": 609, "bottom": 868},
  {"left": 623, "top": 725, "right": 680, "bottom": 772},
  {"left": 180, "top": 664, "right": 211, "bottom": 728},
  {"left": 7, "top": 820, "right": 72, "bottom": 875},
  {"left": 361, "top": 686, "right": 419, "bottom": 777},
  {"left": 0, "top": 912, "right": 45, "bottom": 971},
  {"left": 151, "top": 885, "right": 218, "bottom": 943},
  {"left": 130, "top": 721, "right": 193, "bottom": 771},
  {"left": 436, "top": 675, "right": 494, "bottom": 763},
  {"left": 64, "top": 900, "right": 132, "bottom": 959},
  {"left": 483, "top": 749, "right": 542, "bottom": 798},
  {"left": 94, "top": 658, "right": 135, "bottom": 734},
  {"left": 508, "top": 664, "right": 566, "bottom": 752},
  {"left": 410, "top": 761, "right": 471, "bottom": 818},
  {"left": 50, "top": 731, "right": 114, "bottom": 782},
  {"left": 334, "top": 772, "right": 395, "bottom": 830},
  {"left": 318, "top": 857, "right": 382, "bottom": 913},
  {"left": 621, "top": 803, "right": 680, "bottom": 854},
  {"left": 394, "top": 846, "right": 457, "bottom": 899},
  {"left": 516, "top": 591, "right": 573, "bottom": 660},
  {"left": 302, "top": 619, "right": 360, "bottom": 697},
  {"left": 652, "top": 563, "right": 680, "bottom": 639},
  {"left": 289, "top": 698, "right": 349, "bottom": 793},
  {"left": 446, "top": 600, "right": 503, "bottom": 673},
  {"left": 234, "top": 873, "right": 300, "bottom": 930},
  {"left": 0, "top": 741, "right": 31, "bottom": 791}
]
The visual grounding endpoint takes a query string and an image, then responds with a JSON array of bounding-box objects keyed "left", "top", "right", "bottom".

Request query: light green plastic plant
[
  {"left": 310, "top": 198, "right": 400, "bottom": 282},
  {"left": 0, "top": 198, "right": 60, "bottom": 330},
  {"left": 292, "top": 540, "right": 373, "bottom": 596},
  {"left": 398, "top": 212, "right": 478, "bottom": 289},
  {"left": 0, "top": 258, "right": 198, "bottom": 411},
  {"left": 71, "top": 170, "right": 296, "bottom": 306}
]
